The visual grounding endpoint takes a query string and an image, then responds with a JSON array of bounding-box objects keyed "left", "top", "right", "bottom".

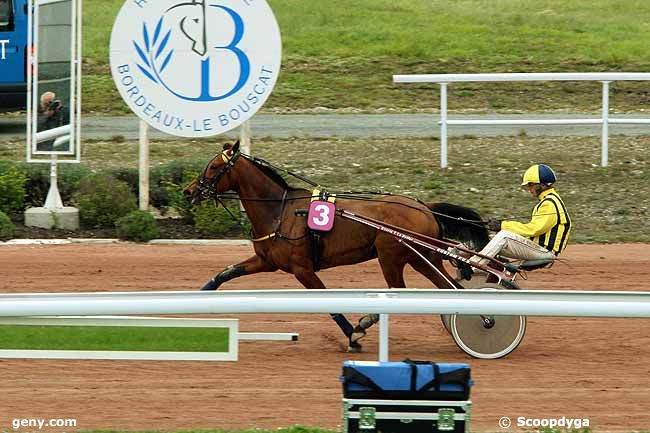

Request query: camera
[{"left": 47, "top": 99, "right": 62, "bottom": 111}]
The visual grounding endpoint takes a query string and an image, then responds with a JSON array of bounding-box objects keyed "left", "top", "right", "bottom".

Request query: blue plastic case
[{"left": 341, "top": 360, "right": 472, "bottom": 400}]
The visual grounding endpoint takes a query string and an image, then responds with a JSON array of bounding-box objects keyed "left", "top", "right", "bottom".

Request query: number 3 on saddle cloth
[{"left": 307, "top": 189, "right": 336, "bottom": 271}]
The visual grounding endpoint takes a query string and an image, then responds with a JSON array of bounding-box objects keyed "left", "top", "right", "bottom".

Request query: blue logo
[
  {"left": 110, "top": 0, "right": 282, "bottom": 137},
  {"left": 133, "top": 0, "right": 251, "bottom": 102}
]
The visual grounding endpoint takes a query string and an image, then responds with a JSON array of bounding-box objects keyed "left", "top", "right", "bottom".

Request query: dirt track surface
[{"left": 0, "top": 243, "right": 649, "bottom": 432}]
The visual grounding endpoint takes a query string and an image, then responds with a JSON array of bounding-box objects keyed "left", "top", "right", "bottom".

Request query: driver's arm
[{"left": 501, "top": 199, "right": 558, "bottom": 238}]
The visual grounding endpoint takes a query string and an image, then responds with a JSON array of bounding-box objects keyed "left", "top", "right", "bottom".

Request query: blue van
[{"left": 0, "top": 0, "right": 28, "bottom": 110}]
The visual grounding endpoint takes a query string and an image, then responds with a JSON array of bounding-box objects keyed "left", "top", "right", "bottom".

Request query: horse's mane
[
  {"left": 428, "top": 202, "right": 489, "bottom": 250},
  {"left": 244, "top": 155, "right": 298, "bottom": 191}
]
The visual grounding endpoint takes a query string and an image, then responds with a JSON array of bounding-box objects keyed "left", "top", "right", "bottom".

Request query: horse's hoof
[
  {"left": 348, "top": 341, "right": 363, "bottom": 353},
  {"left": 350, "top": 329, "right": 367, "bottom": 344},
  {"left": 358, "top": 314, "right": 380, "bottom": 328},
  {"left": 200, "top": 279, "right": 218, "bottom": 291}
]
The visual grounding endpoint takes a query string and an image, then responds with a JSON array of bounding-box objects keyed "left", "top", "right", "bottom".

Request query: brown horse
[{"left": 183, "top": 141, "right": 488, "bottom": 351}]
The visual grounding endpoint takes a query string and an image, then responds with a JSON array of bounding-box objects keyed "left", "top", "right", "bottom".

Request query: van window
[{"left": 0, "top": 0, "right": 14, "bottom": 31}]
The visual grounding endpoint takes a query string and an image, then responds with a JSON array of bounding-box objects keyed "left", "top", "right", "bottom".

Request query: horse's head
[
  {"left": 166, "top": 0, "right": 207, "bottom": 56},
  {"left": 183, "top": 140, "right": 241, "bottom": 205}
]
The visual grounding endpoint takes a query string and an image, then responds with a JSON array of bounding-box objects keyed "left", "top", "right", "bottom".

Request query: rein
[
  {"left": 248, "top": 154, "right": 319, "bottom": 188},
  {"left": 196, "top": 149, "right": 495, "bottom": 232}
]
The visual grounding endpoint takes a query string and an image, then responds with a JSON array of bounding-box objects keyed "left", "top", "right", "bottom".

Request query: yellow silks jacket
[{"left": 501, "top": 188, "right": 571, "bottom": 255}]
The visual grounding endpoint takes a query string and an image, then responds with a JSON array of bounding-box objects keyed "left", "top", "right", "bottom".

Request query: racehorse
[{"left": 183, "top": 141, "right": 489, "bottom": 351}]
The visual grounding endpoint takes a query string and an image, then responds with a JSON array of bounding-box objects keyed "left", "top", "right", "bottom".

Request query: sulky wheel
[
  {"left": 440, "top": 314, "right": 452, "bottom": 334},
  {"left": 448, "top": 281, "right": 527, "bottom": 359},
  {"left": 440, "top": 275, "right": 491, "bottom": 334}
]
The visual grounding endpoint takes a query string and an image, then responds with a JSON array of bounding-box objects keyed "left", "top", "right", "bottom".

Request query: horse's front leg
[
  {"left": 200, "top": 254, "right": 277, "bottom": 291},
  {"left": 292, "top": 267, "right": 362, "bottom": 352}
]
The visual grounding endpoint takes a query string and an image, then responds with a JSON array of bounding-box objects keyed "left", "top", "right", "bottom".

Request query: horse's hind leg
[
  {"left": 292, "top": 266, "right": 359, "bottom": 352},
  {"left": 409, "top": 251, "right": 462, "bottom": 290},
  {"left": 200, "top": 254, "right": 277, "bottom": 291},
  {"left": 378, "top": 258, "right": 407, "bottom": 288}
]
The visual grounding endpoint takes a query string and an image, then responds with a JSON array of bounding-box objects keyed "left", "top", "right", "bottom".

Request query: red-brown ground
[{"left": 0, "top": 243, "right": 649, "bottom": 432}]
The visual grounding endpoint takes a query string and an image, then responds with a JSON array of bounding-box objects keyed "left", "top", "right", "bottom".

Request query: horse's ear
[
  {"left": 222, "top": 142, "right": 231, "bottom": 151},
  {"left": 232, "top": 139, "right": 240, "bottom": 154}
]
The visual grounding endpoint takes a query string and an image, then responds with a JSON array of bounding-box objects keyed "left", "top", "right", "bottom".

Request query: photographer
[{"left": 36, "top": 91, "right": 69, "bottom": 151}]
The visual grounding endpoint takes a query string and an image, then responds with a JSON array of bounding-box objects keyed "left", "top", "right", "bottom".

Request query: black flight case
[{"left": 341, "top": 360, "right": 473, "bottom": 433}]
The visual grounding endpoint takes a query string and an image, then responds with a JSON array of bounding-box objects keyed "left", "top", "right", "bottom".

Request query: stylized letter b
[{"left": 209, "top": 5, "right": 250, "bottom": 100}]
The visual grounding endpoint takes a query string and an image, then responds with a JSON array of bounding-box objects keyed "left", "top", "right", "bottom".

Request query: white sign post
[{"left": 110, "top": 0, "right": 282, "bottom": 209}]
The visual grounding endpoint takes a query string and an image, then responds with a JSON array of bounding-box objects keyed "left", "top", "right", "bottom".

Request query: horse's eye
[{"left": 210, "top": 165, "right": 219, "bottom": 170}]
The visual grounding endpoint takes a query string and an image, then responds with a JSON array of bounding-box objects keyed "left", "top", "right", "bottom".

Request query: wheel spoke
[{"left": 448, "top": 281, "right": 527, "bottom": 359}]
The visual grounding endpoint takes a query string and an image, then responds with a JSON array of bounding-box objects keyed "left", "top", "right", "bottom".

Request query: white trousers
[{"left": 471, "top": 230, "right": 555, "bottom": 265}]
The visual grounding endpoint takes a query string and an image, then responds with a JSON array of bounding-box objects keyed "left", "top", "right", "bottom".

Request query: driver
[{"left": 469, "top": 163, "right": 572, "bottom": 267}]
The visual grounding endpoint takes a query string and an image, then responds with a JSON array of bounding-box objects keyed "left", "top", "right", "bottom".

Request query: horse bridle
[
  {"left": 197, "top": 149, "right": 242, "bottom": 200},
  {"left": 195, "top": 149, "right": 300, "bottom": 242}
]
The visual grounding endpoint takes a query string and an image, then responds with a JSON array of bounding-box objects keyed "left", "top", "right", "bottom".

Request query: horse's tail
[{"left": 427, "top": 202, "right": 490, "bottom": 251}]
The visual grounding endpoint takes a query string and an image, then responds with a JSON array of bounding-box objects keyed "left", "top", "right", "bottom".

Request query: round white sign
[{"left": 109, "top": 0, "right": 282, "bottom": 137}]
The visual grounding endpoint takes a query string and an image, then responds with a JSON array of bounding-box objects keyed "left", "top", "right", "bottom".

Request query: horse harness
[
  {"left": 199, "top": 150, "right": 328, "bottom": 263},
  {"left": 249, "top": 189, "right": 288, "bottom": 242},
  {"left": 197, "top": 149, "right": 241, "bottom": 201},
  {"left": 252, "top": 188, "right": 337, "bottom": 273},
  {"left": 308, "top": 189, "right": 337, "bottom": 271}
]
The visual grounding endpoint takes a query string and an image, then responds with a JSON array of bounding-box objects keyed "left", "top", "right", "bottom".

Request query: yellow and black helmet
[{"left": 521, "top": 164, "right": 557, "bottom": 186}]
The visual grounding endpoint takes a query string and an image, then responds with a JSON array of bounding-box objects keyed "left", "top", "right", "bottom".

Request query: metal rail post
[
  {"left": 439, "top": 83, "right": 449, "bottom": 168},
  {"left": 379, "top": 313, "right": 389, "bottom": 362},
  {"left": 138, "top": 120, "right": 149, "bottom": 211},
  {"left": 601, "top": 81, "right": 610, "bottom": 167}
]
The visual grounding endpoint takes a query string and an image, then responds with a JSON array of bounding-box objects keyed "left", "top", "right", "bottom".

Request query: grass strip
[
  {"left": 0, "top": 325, "right": 229, "bottom": 352},
  {"left": 78, "top": 0, "right": 650, "bottom": 114},
  {"left": 69, "top": 428, "right": 602, "bottom": 433},
  {"left": 84, "top": 429, "right": 337, "bottom": 433}
]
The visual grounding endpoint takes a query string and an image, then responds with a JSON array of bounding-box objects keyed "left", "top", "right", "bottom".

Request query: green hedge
[
  {"left": 20, "top": 163, "right": 92, "bottom": 207},
  {"left": 0, "top": 161, "right": 27, "bottom": 215},
  {"left": 75, "top": 174, "right": 138, "bottom": 228},
  {"left": 0, "top": 159, "right": 245, "bottom": 237},
  {"left": 0, "top": 159, "right": 207, "bottom": 213},
  {"left": 116, "top": 210, "right": 160, "bottom": 242},
  {"left": 0, "top": 210, "right": 15, "bottom": 241},
  {"left": 108, "top": 160, "right": 204, "bottom": 211},
  {"left": 192, "top": 201, "right": 248, "bottom": 236}
]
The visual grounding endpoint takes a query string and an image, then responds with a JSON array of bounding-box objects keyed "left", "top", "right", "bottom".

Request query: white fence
[
  {"left": 0, "top": 316, "right": 240, "bottom": 361},
  {"left": 393, "top": 73, "right": 650, "bottom": 168},
  {"left": 2, "top": 289, "right": 650, "bottom": 361},
  {"left": 0, "top": 315, "right": 298, "bottom": 361}
]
